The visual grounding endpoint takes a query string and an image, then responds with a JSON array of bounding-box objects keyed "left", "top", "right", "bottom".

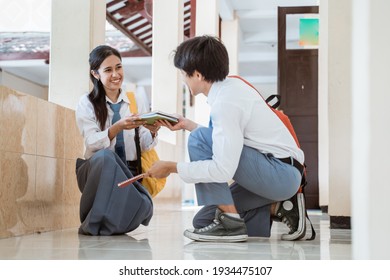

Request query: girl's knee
[{"left": 90, "top": 149, "right": 116, "bottom": 166}]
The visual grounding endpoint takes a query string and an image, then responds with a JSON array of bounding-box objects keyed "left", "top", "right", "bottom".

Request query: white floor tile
[{"left": 0, "top": 200, "right": 351, "bottom": 260}]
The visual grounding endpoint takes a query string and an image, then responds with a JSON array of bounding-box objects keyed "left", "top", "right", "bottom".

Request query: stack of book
[{"left": 139, "top": 111, "right": 179, "bottom": 125}]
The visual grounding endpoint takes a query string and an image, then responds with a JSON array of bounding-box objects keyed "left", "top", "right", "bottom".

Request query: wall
[
  {"left": 251, "top": 82, "right": 277, "bottom": 100},
  {"left": 0, "top": 86, "right": 84, "bottom": 238},
  {"left": 0, "top": 70, "right": 48, "bottom": 100}
]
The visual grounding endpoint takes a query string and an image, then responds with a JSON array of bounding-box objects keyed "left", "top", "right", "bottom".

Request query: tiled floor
[{"left": 0, "top": 199, "right": 352, "bottom": 260}]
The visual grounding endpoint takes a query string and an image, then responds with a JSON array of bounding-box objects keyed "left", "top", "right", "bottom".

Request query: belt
[{"left": 278, "top": 157, "right": 304, "bottom": 175}]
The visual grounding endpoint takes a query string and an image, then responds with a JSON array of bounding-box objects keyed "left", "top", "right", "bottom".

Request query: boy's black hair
[{"left": 174, "top": 35, "right": 229, "bottom": 82}]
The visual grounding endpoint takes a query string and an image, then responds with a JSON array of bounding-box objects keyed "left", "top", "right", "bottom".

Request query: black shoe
[
  {"left": 184, "top": 209, "right": 248, "bottom": 242},
  {"left": 274, "top": 192, "right": 306, "bottom": 241}
]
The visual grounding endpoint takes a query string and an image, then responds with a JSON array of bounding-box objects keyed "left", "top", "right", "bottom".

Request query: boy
[{"left": 147, "top": 35, "right": 306, "bottom": 242}]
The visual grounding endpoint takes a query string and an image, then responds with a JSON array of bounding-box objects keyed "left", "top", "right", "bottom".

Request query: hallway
[{"left": 0, "top": 199, "right": 351, "bottom": 260}]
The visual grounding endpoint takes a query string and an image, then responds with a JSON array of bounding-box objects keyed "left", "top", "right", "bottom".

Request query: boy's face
[{"left": 180, "top": 70, "right": 211, "bottom": 96}]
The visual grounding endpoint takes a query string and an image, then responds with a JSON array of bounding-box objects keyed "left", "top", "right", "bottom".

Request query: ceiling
[{"left": 0, "top": 0, "right": 319, "bottom": 89}]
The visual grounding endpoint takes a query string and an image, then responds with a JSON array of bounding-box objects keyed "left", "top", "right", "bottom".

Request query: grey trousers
[
  {"left": 75, "top": 149, "right": 153, "bottom": 236},
  {"left": 188, "top": 127, "right": 301, "bottom": 237}
]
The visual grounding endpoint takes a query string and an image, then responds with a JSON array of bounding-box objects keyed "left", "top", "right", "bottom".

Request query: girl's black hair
[{"left": 88, "top": 45, "right": 122, "bottom": 130}]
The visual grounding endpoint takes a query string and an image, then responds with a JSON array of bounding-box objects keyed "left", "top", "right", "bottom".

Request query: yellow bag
[
  {"left": 127, "top": 92, "right": 166, "bottom": 197},
  {"left": 140, "top": 148, "right": 166, "bottom": 197}
]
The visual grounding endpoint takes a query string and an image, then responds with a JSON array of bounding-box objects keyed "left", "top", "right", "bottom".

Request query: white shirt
[
  {"left": 76, "top": 90, "right": 157, "bottom": 160},
  {"left": 177, "top": 77, "right": 304, "bottom": 183}
]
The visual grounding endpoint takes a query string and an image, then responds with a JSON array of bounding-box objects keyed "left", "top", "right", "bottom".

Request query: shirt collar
[
  {"left": 207, "top": 79, "right": 225, "bottom": 106},
  {"left": 105, "top": 88, "right": 129, "bottom": 104}
]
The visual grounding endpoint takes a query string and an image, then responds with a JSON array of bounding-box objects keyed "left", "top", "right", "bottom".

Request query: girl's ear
[{"left": 91, "top": 70, "right": 100, "bottom": 80}]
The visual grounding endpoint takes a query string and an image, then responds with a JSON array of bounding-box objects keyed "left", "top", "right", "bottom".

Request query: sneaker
[
  {"left": 184, "top": 209, "right": 248, "bottom": 242},
  {"left": 274, "top": 192, "right": 306, "bottom": 241}
]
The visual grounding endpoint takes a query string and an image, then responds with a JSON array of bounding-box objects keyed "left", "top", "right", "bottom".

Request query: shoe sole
[
  {"left": 281, "top": 193, "right": 306, "bottom": 241},
  {"left": 183, "top": 230, "right": 248, "bottom": 243}
]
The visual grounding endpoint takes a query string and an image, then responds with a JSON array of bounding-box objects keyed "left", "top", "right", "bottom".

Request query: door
[{"left": 278, "top": 6, "right": 319, "bottom": 209}]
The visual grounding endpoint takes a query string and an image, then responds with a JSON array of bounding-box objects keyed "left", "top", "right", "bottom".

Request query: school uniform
[
  {"left": 75, "top": 90, "right": 156, "bottom": 235},
  {"left": 177, "top": 77, "right": 304, "bottom": 237}
]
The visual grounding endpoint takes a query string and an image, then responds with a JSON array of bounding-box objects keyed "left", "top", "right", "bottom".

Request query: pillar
[
  {"left": 194, "top": 0, "right": 219, "bottom": 126},
  {"left": 220, "top": 0, "right": 239, "bottom": 76},
  {"left": 49, "top": 0, "right": 106, "bottom": 110},
  {"left": 151, "top": 0, "right": 183, "bottom": 145},
  {"left": 151, "top": 0, "right": 184, "bottom": 200},
  {"left": 318, "top": 0, "right": 329, "bottom": 208},
  {"left": 328, "top": 0, "right": 352, "bottom": 224},
  {"left": 351, "top": 0, "right": 390, "bottom": 259},
  {"left": 221, "top": 18, "right": 239, "bottom": 76}
]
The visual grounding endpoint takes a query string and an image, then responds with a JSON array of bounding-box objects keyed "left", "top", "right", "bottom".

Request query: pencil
[{"left": 117, "top": 173, "right": 145, "bottom": 188}]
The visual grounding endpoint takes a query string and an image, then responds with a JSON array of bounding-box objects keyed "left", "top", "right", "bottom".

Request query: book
[{"left": 139, "top": 111, "right": 179, "bottom": 125}]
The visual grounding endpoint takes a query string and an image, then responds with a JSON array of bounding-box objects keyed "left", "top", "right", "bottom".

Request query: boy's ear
[{"left": 194, "top": 70, "right": 204, "bottom": 80}]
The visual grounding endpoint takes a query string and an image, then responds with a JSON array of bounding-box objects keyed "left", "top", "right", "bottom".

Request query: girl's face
[{"left": 93, "top": 54, "right": 123, "bottom": 95}]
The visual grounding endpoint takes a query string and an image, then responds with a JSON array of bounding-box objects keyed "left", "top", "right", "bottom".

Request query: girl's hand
[
  {"left": 144, "top": 122, "right": 161, "bottom": 134},
  {"left": 109, "top": 115, "right": 145, "bottom": 140},
  {"left": 120, "top": 115, "right": 146, "bottom": 130},
  {"left": 143, "top": 123, "right": 160, "bottom": 137}
]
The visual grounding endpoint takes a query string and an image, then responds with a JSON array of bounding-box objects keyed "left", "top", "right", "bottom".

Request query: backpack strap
[
  {"left": 228, "top": 75, "right": 300, "bottom": 146},
  {"left": 126, "top": 92, "right": 142, "bottom": 175},
  {"left": 265, "top": 94, "right": 281, "bottom": 109},
  {"left": 127, "top": 91, "right": 138, "bottom": 114}
]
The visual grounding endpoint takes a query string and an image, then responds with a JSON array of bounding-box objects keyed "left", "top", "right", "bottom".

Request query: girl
[{"left": 75, "top": 45, "right": 158, "bottom": 235}]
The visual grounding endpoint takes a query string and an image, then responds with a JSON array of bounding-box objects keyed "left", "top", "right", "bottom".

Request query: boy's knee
[
  {"left": 188, "top": 127, "right": 207, "bottom": 143},
  {"left": 188, "top": 127, "right": 212, "bottom": 160}
]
